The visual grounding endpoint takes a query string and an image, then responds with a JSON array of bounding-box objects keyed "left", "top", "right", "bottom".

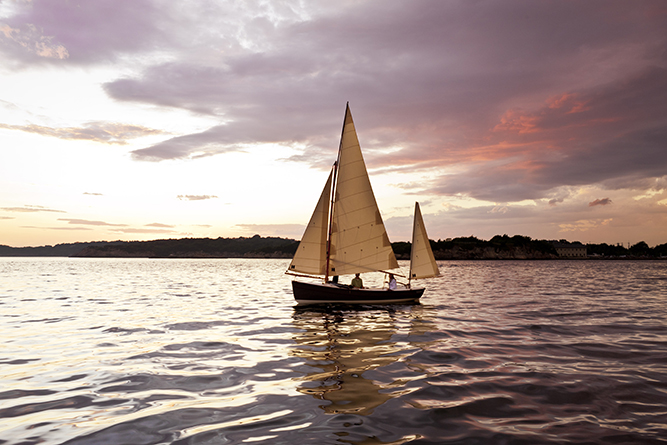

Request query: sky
[{"left": 1, "top": 0, "right": 667, "bottom": 248}]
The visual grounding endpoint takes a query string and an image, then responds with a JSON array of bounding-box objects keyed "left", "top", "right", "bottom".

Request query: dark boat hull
[{"left": 292, "top": 280, "right": 424, "bottom": 305}]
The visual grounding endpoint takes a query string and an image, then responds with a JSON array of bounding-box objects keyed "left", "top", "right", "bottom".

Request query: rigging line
[
  {"left": 324, "top": 257, "right": 403, "bottom": 276},
  {"left": 380, "top": 269, "right": 406, "bottom": 279},
  {"left": 285, "top": 271, "right": 326, "bottom": 279},
  {"left": 324, "top": 161, "right": 337, "bottom": 284}
]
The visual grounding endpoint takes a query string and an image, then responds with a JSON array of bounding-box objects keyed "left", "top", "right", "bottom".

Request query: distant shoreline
[
  {"left": 1, "top": 235, "right": 665, "bottom": 260},
  {"left": 0, "top": 255, "right": 663, "bottom": 261}
]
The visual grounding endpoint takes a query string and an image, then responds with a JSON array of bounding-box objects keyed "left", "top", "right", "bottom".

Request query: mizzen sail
[{"left": 409, "top": 202, "right": 440, "bottom": 280}]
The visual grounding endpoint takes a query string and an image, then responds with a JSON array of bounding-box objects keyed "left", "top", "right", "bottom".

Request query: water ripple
[{"left": 0, "top": 258, "right": 666, "bottom": 444}]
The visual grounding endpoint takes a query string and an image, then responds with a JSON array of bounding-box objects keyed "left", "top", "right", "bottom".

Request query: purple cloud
[
  {"left": 58, "top": 218, "right": 127, "bottom": 226},
  {"left": 1, "top": 0, "right": 163, "bottom": 64},
  {"left": 95, "top": 1, "right": 667, "bottom": 206},
  {"left": 109, "top": 228, "right": 175, "bottom": 234},
  {"left": 589, "top": 198, "right": 613, "bottom": 207},
  {"left": 3, "top": 0, "right": 666, "bottom": 208}
]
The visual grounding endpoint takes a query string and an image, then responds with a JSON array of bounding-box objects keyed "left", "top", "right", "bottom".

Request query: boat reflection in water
[{"left": 290, "top": 304, "right": 430, "bottom": 418}]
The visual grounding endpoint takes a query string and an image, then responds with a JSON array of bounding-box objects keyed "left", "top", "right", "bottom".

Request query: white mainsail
[
  {"left": 328, "top": 105, "right": 399, "bottom": 276},
  {"left": 409, "top": 202, "right": 440, "bottom": 280},
  {"left": 288, "top": 104, "right": 399, "bottom": 279},
  {"left": 288, "top": 169, "right": 333, "bottom": 275}
]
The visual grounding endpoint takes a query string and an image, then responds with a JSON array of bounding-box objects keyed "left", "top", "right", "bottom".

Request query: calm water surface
[{"left": 1, "top": 258, "right": 666, "bottom": 444}]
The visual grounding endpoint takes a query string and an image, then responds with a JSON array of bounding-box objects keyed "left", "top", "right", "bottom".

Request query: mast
[
  {"left": 324, "top": 161, "right": 338, "bottom": 283},
  {"left": 409, "top": 203, "right": 418, "bottom": 288},
  {"left": 324, "top": 102, "right": 349, "bottom": 282}
]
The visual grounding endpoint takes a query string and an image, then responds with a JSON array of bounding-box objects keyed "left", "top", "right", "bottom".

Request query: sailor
[
  {"left": 351, "top": 273, "right": 363, "bottom": 289},
  {"left": 388, "top": 273, "right": 397, "bottom": 290}
]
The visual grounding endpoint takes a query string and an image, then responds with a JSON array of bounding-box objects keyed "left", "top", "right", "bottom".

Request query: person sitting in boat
[
  {"left": 388, "top": 274, "right": 397, "bottom": 290},
  {"left": 351, "top": 273, "right": 363, "bottom": 289}
]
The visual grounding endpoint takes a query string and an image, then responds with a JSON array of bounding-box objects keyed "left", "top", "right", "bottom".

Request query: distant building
[{"left": 552, "top": 242, "right": 587, "bottom": 258}]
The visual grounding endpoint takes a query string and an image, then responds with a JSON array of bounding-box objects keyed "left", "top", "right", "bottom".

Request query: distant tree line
[
  {"left": 0, "top": 241, "right": 112, "bottom": 257},
  {"left": 0, "top": 236, "right": 299, "bottom": 258},
  {"left": 586, "top": 240, "right": 667, "bottom": 258},
  {"left": 394, "top": 235, "right": 559, "bottom": 260},
  {"left": 71, "top": 235, "right": 299, "bottom": 258},
  {"left": 1, "top": 234, "right": 666, "bottom": 259},
  {"left": 394, "top": 235, "right": 667, "bottom": 259}
]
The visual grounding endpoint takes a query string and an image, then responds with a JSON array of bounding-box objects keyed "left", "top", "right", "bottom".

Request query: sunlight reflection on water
[{"left": 1, "top": 258, "right": 666, "bottom": 444}]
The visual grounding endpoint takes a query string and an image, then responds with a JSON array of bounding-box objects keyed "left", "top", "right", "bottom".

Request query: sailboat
[{"left": 286, "top": 103, "right": 439, "bottom": 304}]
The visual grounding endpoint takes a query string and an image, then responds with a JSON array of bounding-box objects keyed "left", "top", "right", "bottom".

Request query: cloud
[
  {"left": 83, "top": 192, "right": 103, "bottom": 196},
  {"left": 0, "top": 23, "right": 68, "bottom": 59},
  {"left": 383, "top": 195, "right": 658, "bottom": 244},
  {"left": 58, "top": 218, "right": 127, "bottom": 226},
  {"left": 2, "top": 205, "right": 65, "bottom": 213},
  {"left": 425, "top": 67, "right": 667, "bottom": 203},
  {"left": 589, "top": 198, "right": 613, "bottom": 207},
  {"left": 21, "top": 226, "right": 92, "bottom": 231},
  {"left": 235, "top": 224, "right": 305, "bottom": 239},
  {"left": 93, "top": 1, "right": 667, "bottom": 207},
  {"left": 0, "top": 122, "right": 165, "bottom": 145},
  {"left": 177, "top": 195, "right": 218, "bottom": 201},
  {"left": 9, "top": 1, "right": 658, "bottom": 167},
  {"left": 0, "top": 0, "right": 163, "bottom": 64},
  {"left": 0, "top": 98, "right": 21, "bottom": 111},
  {"left": 145, "top": 223, "right": 174, "bottom": 228},
  {"left": 558, "top": 219, "right": 613, "bottom": 232},
  {"left": 131, "top": 126, "right": 249, "bottom": 161},
  {"left": 108, "top": 228, "right": 176, "bottom": 234}
]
